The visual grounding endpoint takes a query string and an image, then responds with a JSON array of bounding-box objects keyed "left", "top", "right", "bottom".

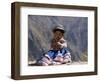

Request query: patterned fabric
[
  {"left": 37, "top": 37, "right": 72, "bottom": 66},
  {"left": 38, "top": 48, "right": 71, "bottom": 66}
]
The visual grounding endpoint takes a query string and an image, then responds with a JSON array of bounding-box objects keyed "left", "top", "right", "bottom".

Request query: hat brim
[{"left": 52, "top": 29, "right": 65, "bottom": 33}]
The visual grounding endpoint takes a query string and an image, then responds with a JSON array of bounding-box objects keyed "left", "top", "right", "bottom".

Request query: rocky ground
[{"left": 28, "top": 61, "right": 87, "bottom": 66}]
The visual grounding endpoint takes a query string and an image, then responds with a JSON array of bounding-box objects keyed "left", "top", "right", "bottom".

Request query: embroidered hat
[{"left": 52, "top": 25, "right": 65, "bottom": 33}]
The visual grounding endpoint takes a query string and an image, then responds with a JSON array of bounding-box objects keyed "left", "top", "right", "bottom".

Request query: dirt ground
[{"left": 28, "top": 61, "right": 87, "bottom": 66}]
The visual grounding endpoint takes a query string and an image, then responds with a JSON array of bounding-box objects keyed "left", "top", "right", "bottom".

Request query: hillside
[{"left": 28, "top": 15, "right": 88, "bottom": 64}]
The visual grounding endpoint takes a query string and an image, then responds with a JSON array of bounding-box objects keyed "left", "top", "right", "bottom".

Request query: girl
[{"left": 38, "top": 26, "right": 71, "bottom": 66}]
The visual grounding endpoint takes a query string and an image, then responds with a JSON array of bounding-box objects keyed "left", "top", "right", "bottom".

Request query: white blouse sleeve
[{"left": 61, "top": 41, "right": 67, "bottom": 48}]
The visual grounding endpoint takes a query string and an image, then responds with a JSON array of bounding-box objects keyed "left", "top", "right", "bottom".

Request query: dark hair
[{"left": 53, "top": 29, "right": 65, "bottom": 34}]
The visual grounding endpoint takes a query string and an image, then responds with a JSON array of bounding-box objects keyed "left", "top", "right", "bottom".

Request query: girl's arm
[
  {"left": 51, "top": 39, "right": 61, "bottom": 49},
  {"left": 57, "top": 40, "right": 67, "bottom": 48}
]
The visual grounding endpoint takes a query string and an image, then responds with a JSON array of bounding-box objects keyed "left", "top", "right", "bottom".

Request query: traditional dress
[{"left": 38, "top": 37, "right": 71, "bottom": 66}]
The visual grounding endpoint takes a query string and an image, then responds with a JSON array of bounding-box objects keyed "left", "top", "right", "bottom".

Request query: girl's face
[{"left": 53, "top": 31, "right": 63, "bottom": 39}]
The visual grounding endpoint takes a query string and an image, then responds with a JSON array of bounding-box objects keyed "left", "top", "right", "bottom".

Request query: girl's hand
[
  {"left": 57, "top": 42, "right": 63, "bottom": 47},
  {"left": 54, "top": 56, "right": 63, "bottom": 62}
]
